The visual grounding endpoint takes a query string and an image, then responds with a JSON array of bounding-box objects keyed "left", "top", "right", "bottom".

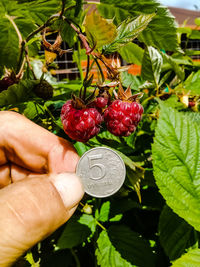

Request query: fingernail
[{"left": 50, "top": 173, "right": 84, "bottom": 209}]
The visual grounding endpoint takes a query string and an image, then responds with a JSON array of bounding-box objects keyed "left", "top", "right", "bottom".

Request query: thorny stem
[{"left": 69, "top": 22, "right": 92, "bottom": 54}]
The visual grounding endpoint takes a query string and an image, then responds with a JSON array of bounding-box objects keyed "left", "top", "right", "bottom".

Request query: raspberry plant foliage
[{"left": 0, "top": 0, "right": 200, "bottom": 266}]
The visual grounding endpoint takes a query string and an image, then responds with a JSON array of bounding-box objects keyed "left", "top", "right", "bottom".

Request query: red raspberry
[
  {"left": 88, "top": 97, "right": 108, "bottom": 113},
  {"left": 104, "top": 100, "right": 143, "bottom": 136},
  {"left": 61, "top": 100, "right": 103, "bottom": 142},
  {"left": 94, "top": 97, "right": 108, "bottom": 109}
]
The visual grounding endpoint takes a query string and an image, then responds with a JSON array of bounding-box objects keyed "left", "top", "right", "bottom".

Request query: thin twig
[
  {"left": 95, "top": 220, "right": 107, "bottom": 231},
  {"left": 26, "top": 14, "right": 60, "bottom": 43},
  {"left": 16, "top": 57, "right": 26, "bottom": 79}
]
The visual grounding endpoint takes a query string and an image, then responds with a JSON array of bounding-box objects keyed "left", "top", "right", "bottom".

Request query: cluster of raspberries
[{"left": 61, "top": 97, "right": 143, "bottom": 143}]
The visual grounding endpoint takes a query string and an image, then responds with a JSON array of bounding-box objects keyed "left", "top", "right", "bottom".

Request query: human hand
[{"left": 0, "top": 111, "right": 84, "bottom": 266}]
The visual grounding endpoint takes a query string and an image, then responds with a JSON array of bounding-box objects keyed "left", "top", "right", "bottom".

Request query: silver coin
[{"left": 76, "top": 147, "right": 126, "bottom": 198}]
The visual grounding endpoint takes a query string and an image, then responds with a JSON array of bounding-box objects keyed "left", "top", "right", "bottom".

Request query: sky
[{"left": 159, "top": 0, "right": 199, "bottom": 10}]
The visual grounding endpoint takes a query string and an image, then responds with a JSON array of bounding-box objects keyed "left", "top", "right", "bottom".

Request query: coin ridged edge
[{"left": 76, "top": 147, "right": 126, "bottom": 198}]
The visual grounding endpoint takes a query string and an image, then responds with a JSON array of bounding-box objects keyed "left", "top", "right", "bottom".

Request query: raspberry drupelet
[{"left": 61, "top": 100, "right": 103, "bottom": 142}]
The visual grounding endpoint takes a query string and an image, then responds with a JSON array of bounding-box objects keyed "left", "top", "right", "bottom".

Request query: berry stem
[
  {"left": 94, "top": 58, "right": 105, "bottom": 83},
  {"left": 82, "top": 55, "right": 90, "bottom": 101},
  {"left": 77, "top": 40, "right": 84, "bottom": 81}
]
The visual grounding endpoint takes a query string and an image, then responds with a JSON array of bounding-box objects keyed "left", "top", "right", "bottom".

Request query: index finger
[{"left": 0, "top": 111, "right": 79, "bottom": 174}]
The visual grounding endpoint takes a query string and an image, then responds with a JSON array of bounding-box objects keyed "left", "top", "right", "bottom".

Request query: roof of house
[{"left": 168, "top": 7, "right": 199, "bottom": 28}]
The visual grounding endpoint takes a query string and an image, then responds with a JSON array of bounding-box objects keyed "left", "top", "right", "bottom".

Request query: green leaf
[
  {"left": 24, "top": 0, "right": 61, "bottom": 24},
  {"left": 103, "top": 13, "right": 155, "bottom": 54},
  {"left": 0, "top": 0, "right": 23, "bottom": 16},
  {"left": 141, "top": 46, "right": 163, "bottom": 87},
  {"left": 74, "top": 142, "right": 90, "bottom": 156},
  {"left": 84, "top": 11, "right": 117, "bottom": 50},
  {"left": 195, "top": 17, "right": 200, "bottom": 26},
  {"left": 0, "top": 18, "right": 19, "bottom": 71},
  {"left": 97, "top": 201, "right": 110, "bottom": 222},
  {"left": 0, "top": 80, "right": 37, "bottom": 107},
  {"left": 99, "top": 0, "right": 180, "bottom": 52},
  {"left": 190, "top": 30, "right": 200, "bottom": 39},
  {"left": 97, "top": 131, "right": 121, "bottom": 143},
  {"left": 152, "top": 102, "right": 200, "bottom": 231},
  {"left": 61, "top": 2, "right": 84, "bottom": 47},
  {"left": 78, "top": 214, "right": 97, "bottom": 234},
  {"left": 23, "top": 101, "right": 44, "bottom": 120},
  {"left": 161, "top": 52, "right": 185, "bottom": 81},
  {"left": 120, "top": 71, "right": 143, "bottom": 90},
  {"left": 60, "top": 21, "right": 76, "bottom": 47},
  {"left": 175, "top": 70, "right": 200, "bottom": 96},
  {"left": 119, "top": 42, "right": 144, "bottom": 65},
  {"left": 109, "top": 214, "right": 123, "bottom": 222},
  {"left": 57, "top": 216, "right": 91, "bottom": 249},
  {"left": 57, "top": 214, "right": 96, "bottom": 249},
  {"left": 126, "top": 165, "right": 144, "bottom": 202},
  {"left": 185, "top": 113, "right": 200, "bottom": 124},
  {"left": 185, "top": 50, "right": 200, "bottom": 56},
  {"left": 171, "top": 249, "right": 200, "bottom": 267},
  {"left": 96, "top": 226, "right": 155, "bottom": 267},
  {"left": 159, "top": 205, "right": 197, "bottom": 260},
  {"left": 110, "top": 147, "right": 136, "bottom": 172}
]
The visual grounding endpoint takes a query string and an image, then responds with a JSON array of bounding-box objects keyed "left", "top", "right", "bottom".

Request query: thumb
[{"left": 0, "top": 173, "right": 84, "bottom": 266}]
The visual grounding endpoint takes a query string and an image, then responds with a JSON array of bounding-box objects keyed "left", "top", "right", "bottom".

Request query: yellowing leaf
[
  {"left": 84, "top": 11, "right": 117, "bottom": 50},
  {"left": 45, "top": 50, "right": 57, "bottom": 65}
]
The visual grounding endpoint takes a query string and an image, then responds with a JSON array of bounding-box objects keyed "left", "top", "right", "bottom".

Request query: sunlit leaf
[
  {"left": 152, "top": 102, "right": 200, "bottom": 231},
  {"left": 141, "top": 46, "right": 163, "bottom": 87},
  {"left": 84, "top": 11, "right": 117, "bottom": 50},
  {"left": 171, "top": 249, "right": 200, "bottom": 267},
  {"left": 103, "top": 13, "right": 155, "bottom": 53},
  {"left": 119, "top": 42, "right": 144, "bottom": 65},
  {"left": 96, "top": 226, "right": 155, "bottom": 267}
]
